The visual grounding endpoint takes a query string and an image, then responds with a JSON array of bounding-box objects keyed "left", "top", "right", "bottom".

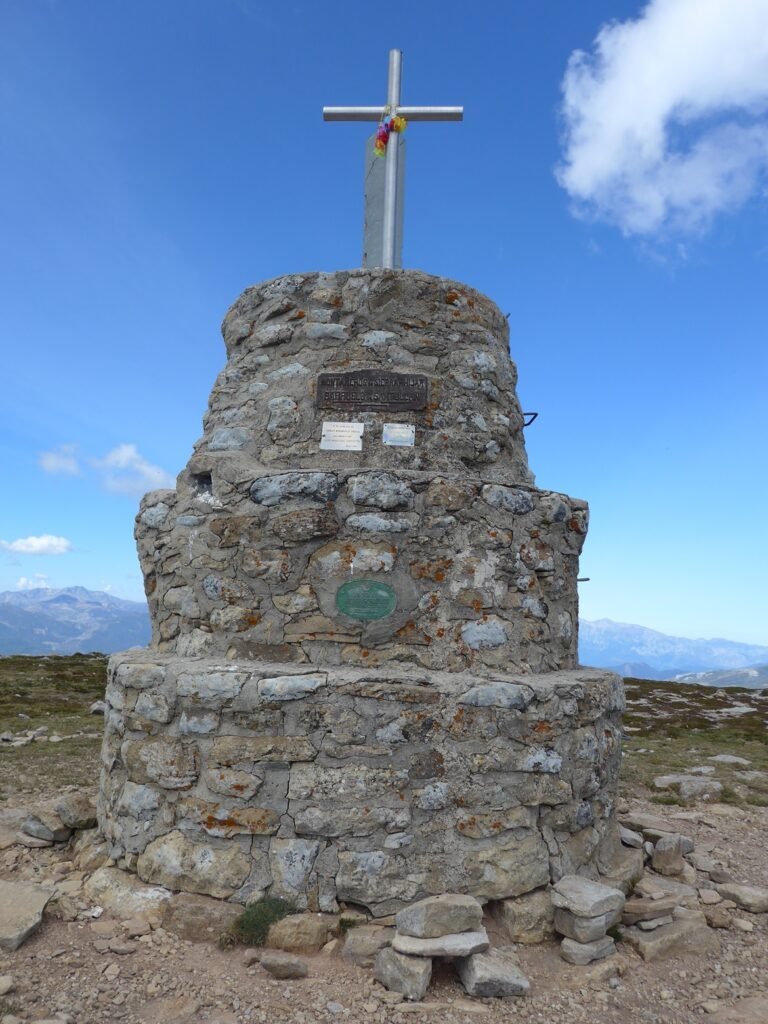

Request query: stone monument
[{"left": 98, "top": 53, "right": 624, "bottom": 918}]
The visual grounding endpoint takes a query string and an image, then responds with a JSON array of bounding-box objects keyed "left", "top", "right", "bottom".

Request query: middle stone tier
[{"left": 136, "top": 470, "right": 588, "bottom": 671}]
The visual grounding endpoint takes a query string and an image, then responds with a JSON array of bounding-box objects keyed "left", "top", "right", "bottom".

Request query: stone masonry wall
[
  {"left": 99, "top": 655, "right": 624, "bottom": 915},
  {"left": 100, "top": 269, "right": 624, "bottom": 914}
]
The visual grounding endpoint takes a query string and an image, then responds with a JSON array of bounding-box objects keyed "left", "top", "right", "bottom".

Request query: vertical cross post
[
  {"left": 382, "top": 49, "right": 402, "bottom": 269},
  {"left": 323, "top": 50, "right": 463, "bottom": 269}
]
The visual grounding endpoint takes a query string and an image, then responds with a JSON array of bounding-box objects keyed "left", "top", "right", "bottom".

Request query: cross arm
[{"left": 323, "top": 106, "right": 463, "bottom": 122}]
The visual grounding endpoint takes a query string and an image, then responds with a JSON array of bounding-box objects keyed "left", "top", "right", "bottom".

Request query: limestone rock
[
  {"left": 160, "top": 892, "right": 242, "bottom": 942},
  {"left": 622, "top": 896, "right": 680, "bottom": 924},
  {"left": 55, "top": 793, "right": 97, "bottom": 830},
  {"left": 492, "top": 888, "right": 554, "bottom": 944},
  {"left": 266, "top": 913, "right": 338, "bottom": 953},
  {"left": 715, "top": 883, "right": 768, "bottom": 913},
  {"left": 72, "top": 829, "right": 111, "bottom": 873},
  {"left": 21, "top": 809, "right": 72, "bottom": 843},
  {"left": 259, "top": 950, "right": 309, "bottom": 980},
  {"left": 638, "top": 914, "right": 673, "bottom": 930},
  {"left": 703, "top": 905, "right": 732, "bottom": 929},
  {"left": 258, "top": 673, "right": 326, "bottom": 701},
  {"left": 618, "top": 825, "right": 643, "bottom": 849},
  {"left": 392, "top": 928, "right": 489, "bottom": 958},
  {"left": 598, "top": 844, "right": 645, "bottom": 895},
  {"left": 622, "top": 911, "right": 719, "bottom": 960},
  {"left": 653, "top": 775, "right": 723, "bottom": 802},
  {"left": 463, "top": 832, "right": 550, "bottom": 900},
  {"left": 341, "top": 925, "right": 395, "bottom": 966},
  {"left": 16, "top": 831, "right": 52, "bottom": 848},
  {"left": 456, "top": 948, "right": 530, "bottom": 998},
  {"left": 394, "top": 894, "right": 483, "bottom": 938},
  {"left": 136, "top": 830, "right": 251, "bottom": 899},
  {"left": 559, "top": 935, "right": 615, "bottom": 965},
  {"left": 551, "top": 876, "right": 625, "bottom": 918},
  {"left": 374, "top": 947, "right": 431, "bottom": 1001},
  {"left": 652, "top": 834, "right": 685, "bottom": 876},
  {"left": 553, "top": 906, "right": 620, "bottom": 943},
  {"left": 635, "top": 873, "right": 696, "bottom": 902},
  {"left": 83, "top": 867, "right": 173, "bottom": 919},
  {"left": 0, "top": 880, "right": 53, "bottom": 951}
]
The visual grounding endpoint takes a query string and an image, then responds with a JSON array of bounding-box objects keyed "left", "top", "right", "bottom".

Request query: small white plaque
[
  {"left": 320, "top": 420, "right": 364, "bottom": 451},
  {"left": 383, "top": 423, "right": 416, "bottom": 447}
]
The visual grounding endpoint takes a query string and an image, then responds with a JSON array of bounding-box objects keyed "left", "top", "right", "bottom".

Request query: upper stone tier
[
  {"left": 196, "top": 269, "right": 533, "bottom": 484},
  {"left": 135, "top": 270, "right": 588, "bottom": 673}
]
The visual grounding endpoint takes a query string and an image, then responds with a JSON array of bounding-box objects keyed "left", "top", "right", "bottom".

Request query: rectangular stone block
[{"left": 209, "top": 736, "right": 316, "bottom": 766}]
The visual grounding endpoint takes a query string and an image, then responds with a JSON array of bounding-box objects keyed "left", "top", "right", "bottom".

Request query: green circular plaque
[{"left": 335, "top": 579, "right": 397, "bottom": 621}]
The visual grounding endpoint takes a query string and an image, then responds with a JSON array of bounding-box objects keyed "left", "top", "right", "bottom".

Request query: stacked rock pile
[
  {"left": 552, "top": 876, "right": 625, "bottom": 965},
  {"left": 613, "top": 810, "right": 741, "bottom": 959},
  {"left": 373, "top": 894, "right": 529, "bottom": 1001},
  {"left": 15, "top": 794, "right": 96, "bottom": 849}
]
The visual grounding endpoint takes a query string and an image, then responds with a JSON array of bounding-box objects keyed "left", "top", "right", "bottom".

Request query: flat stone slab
[
  {"left": 395, "top": 894, "right": 483, "bottom": 939},
  {"left": 622, "top": 911, "right": 719, "bottom": 960},
  {"left": 559, "top": 935, "right": 615, "bottom": 965},
  {"left": 619, "top": 811, "right": 686, "bottom": 834},
  {"left": 635, "top": 873, "right": 697, "bottom": 902},
  {"left": 554, "top": 907, "right": 620, "bottom": 943},
  {"left": 393, "top": 928, "right": 489, "bottom": 958},
  {"left": 622, "top": 896, "right": 681, "bottom": 924},
  {"left": 715, "top": 883, "right": 768, "bottom": 913},
  {"left": 456, "top": 948, "right": 530, "bottom": 998},
  {"left": 259, "top": 951, "right": 308, "bottom": 979},
  {"left": 551, "top": 875, "right": 625, "bottom": 918},
  {"left": 374, "top": 946, "right": 432, "bottom": 1001},
  {"left": 0, "top": 879, "right": 53, "bottom": 951}
]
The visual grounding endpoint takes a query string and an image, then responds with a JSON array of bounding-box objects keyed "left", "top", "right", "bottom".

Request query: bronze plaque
[{"left": 316, "top": 370, "right": 428, "bottom": 411}]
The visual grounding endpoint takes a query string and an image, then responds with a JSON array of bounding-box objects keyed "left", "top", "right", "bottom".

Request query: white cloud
[
  {"left": 557, "top": 0, "right": 768, "bottom": 235},
  {"left": 39, "top": 444, "right": 80, "bottom": 475},
  {"left": 1, "top": 535, "right": 73, "bottom": 555},
  {"left": 94, "top": 443, "right": 175, "bottom": 496},
  {"left": 16, "top": 574, "right": 50, "bottom": 590}
]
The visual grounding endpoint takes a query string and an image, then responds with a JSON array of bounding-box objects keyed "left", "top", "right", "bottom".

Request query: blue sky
[{"left": 2, "top": 0, "right": 767, "bottom": 644}]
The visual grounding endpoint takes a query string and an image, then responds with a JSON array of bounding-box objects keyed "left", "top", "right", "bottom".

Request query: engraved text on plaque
[{"left": 316, "top": 370, "right": 428, "bottom": 411}]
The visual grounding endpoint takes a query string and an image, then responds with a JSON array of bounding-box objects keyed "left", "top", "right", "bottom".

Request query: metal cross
[{"left": 323, "top": 49, "right": 463, "bottom": 269}]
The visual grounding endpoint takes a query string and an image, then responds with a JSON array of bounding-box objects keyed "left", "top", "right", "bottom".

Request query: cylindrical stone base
[{"left": 99, "top": 652, "right": 624, "bottom": 915}]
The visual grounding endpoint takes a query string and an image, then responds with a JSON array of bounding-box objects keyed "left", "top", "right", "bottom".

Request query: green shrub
[{"left": 227, "top": 896, "right": 295, "bottom": 947}]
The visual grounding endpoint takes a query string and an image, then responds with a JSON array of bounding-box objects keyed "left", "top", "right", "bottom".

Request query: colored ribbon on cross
[{"left": 374, "top": 112, "right": 407, "bottom": 156}]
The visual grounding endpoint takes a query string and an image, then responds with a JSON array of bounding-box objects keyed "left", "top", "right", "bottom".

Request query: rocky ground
[{"left": 1, "top": 658, "right": 767, "bottom": 1024}]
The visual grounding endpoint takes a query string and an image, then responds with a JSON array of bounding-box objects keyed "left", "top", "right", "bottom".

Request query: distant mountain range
[
  {"left": 0, "top": 589, "right": 766, "bottom": 688},
  {"left": 579, "top": 618, "right": 768, "bottom": 689},
  {"left": 0, "top": 586, "right": 150, "bottom": 655}
]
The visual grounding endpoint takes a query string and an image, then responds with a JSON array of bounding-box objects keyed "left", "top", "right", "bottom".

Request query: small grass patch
[
  {"left": 0, "top": 653, "right": 107, "bottom": 731},
  {"left": 621, "top": 676, "right": 768, "bottom": 803},
  {"left": 226, "top": 897, "right": 296, "bottom": 947},
  {"left": 0, "top": 653, "right": 106, "bottom": 801},
  {"left": 649, "top": 793, "right": 683, "bottom": 806}
]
